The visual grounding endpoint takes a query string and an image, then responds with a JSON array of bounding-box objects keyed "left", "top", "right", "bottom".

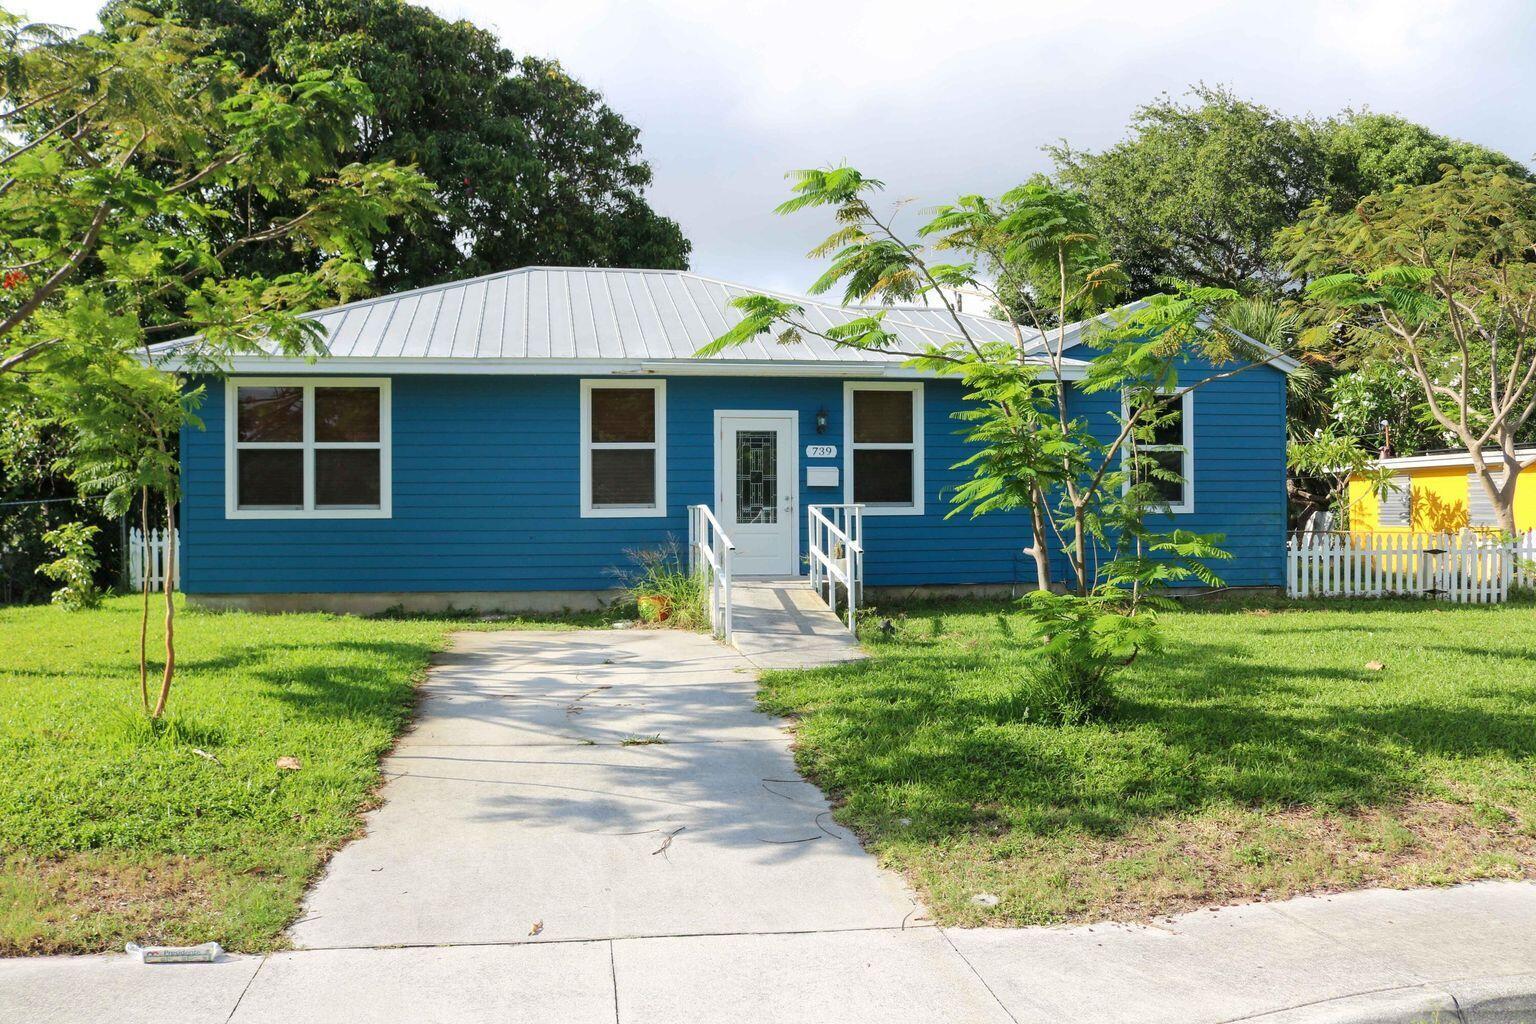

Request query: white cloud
[{"left": 30, "top": 0, "right": 1536, "bottom": 291}]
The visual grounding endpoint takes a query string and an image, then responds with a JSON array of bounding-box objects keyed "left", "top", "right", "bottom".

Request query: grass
[
  {"left": 0, "top": 594, "right": 600, "bottom": 955},
  {"left": 758, "top": 595, "right": 1536, "bottom": 927}
]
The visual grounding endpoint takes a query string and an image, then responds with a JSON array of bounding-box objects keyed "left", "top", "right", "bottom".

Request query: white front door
[{"left": 716, "top": 412, "right": 797, "bottom": 577}]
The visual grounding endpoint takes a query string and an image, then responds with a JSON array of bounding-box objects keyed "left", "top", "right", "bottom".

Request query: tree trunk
[
  {"left": 1069, "top": 502, "right": 1090, "bottom": 595},
  {"left": 1026, "top": 484, "right": 1053, "bottom": 591},
  {"left": 139, "top": 486, "right": 150, "bottom": 713},
  {"left": 151, "top": 501, "right": 176, "bottom": 719},
  {"left": 1466, "top": 440, "right": 1522, "bottom": 536}
]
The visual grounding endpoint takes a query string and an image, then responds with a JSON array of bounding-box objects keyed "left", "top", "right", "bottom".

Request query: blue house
[{"left": 156, "top": 267, "right": 1294, "bottom": 612}]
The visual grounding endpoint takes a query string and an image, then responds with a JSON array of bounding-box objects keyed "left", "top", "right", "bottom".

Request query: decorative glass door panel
[{"left": 735, "top": 430, "right": 778, "bottom": 525}]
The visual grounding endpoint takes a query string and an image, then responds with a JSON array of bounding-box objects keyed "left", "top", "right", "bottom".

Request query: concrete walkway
[
  {"left": 729, "top": 577, "right": 864, "bottom": 669},
  {"left": 7, "top": 625, "right": 1536, "bottom": 1023},
  {"left": 290, "top": 628, "right": 913, "bottom": 948}
]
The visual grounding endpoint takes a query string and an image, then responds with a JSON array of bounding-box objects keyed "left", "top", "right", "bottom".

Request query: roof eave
[{"left": 145, "top": 353, "right": 1088, "bottom": 380}]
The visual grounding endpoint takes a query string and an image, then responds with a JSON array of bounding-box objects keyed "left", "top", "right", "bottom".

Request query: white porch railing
[
  {"left": 808, "top": 504, "right": 864, "bottom": 632},
  {"left": 1286, "top": 530, "right": 1535, "bottom": 603},
  {"left": 128, "top": 526, "right": 180, "bottom": 592},
  {"left": 688, "top": 504, "right": 735, "bottom": 642}
]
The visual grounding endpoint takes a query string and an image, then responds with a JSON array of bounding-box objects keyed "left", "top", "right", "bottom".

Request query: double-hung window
[
  {"left": 845, "top": 382, "right": 924, "bottom": 515},
  {"left": 226, "top": 378, "right": 391, "bottom": 519},
  {"left": 1128, "top": 390, "right": 1194, "bottom": 514},
  {"left": 581, "top": 379, "right": 666, "bottom": 517}
]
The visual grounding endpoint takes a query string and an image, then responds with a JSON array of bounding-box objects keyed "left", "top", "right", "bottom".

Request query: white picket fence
[
  {"left": 128, "top": 527, "right": 180, "bottom": 592},
  {"left": 1287, "top": 531, "right": 1536, "bottom": 603}
]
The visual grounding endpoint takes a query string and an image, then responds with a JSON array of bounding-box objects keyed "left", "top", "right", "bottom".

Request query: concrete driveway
[{"left": 291, "top": 628, "right": 921, "bottom": 948}]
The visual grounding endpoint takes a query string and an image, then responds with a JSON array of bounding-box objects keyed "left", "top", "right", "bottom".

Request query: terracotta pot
[{"left": 638, "top": 593, "right": 674, "bottom": 623}]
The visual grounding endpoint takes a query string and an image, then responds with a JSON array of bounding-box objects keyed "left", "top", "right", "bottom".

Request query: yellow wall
[{"left": 1347, "top": 463, "right": 1536, "bottom": 533}]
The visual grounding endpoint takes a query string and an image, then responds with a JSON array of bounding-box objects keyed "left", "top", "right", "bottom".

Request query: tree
[
  {"left": 1048, "top": 85, "right": 1331, "bottom": 296},
  {"left": 1, "top": 8, "right": 433, "bottom": 714},
  {"left": 1049, "top": 85, "right": 1531, "bottom": 299},
  {"left": 0, "top": 7, "right": 435, "bottom": 380},
  {"left": 120, "top": 0, "right": 691, "bottom": 290},
  {"left": 41, "top": 335, "right": 188, "bottom": 715},
  {"left": 1280, "top": 165, "right": 1536, "bottom": 534},
  {"left": 1320, "top": 111, "right": 1530, "bottom": 208},
  {"left": 700, "top": 169, "right": 1272, "bottom": 717}
]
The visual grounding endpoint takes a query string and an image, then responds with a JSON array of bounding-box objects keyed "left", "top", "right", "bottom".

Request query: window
[
  {"left": 1380, "top": 475, "right": 1412, "bottom": 527},
  {"left": 225, "top": 378, "right": 390, "bottom": 519},
  {"left": 581, "top": 379, "right": 666, "bottom": 517},
  {"left": 1127, "top": 390, "right": 1193, "bottom": 514},
  {"left": 845, "top": 382, "right": 923, "bottom": 514},
  {"left": 1468, "top": 471, "right": 1506, "bottom": 527}
]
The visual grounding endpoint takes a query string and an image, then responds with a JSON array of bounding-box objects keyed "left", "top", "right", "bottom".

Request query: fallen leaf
[
  {"left": 275, "top": 756, "right": 302, "bottom": 770},
  {"left": 529, "top": 920, "right": 543, "bottom": 936},
  {"left": 1364, "top": 661, "right": 1385, "bottom": 672},
  {"left": 191, "top": 748, "right": 218, "bottom": 763}
]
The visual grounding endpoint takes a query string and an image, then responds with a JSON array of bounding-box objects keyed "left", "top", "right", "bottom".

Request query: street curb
[{"left": 1242, "top": 974, "right": 1536, "bottom": 1024}]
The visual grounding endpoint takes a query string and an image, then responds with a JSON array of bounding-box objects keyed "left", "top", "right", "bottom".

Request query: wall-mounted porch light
[{"left": 815, "top": 406, "right": 830, "bottom": 434}]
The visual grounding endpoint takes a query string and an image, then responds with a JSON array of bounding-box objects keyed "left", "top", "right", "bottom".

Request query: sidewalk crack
[
  {"left": 223, "top": 953, "right": 268, "bottom": 1023},
  {"left": 608, "top": 939, "right": 621, "bottom": 1024},
  {"left": 936, "top": 927, "right": 1020, "bottom": 1024}
]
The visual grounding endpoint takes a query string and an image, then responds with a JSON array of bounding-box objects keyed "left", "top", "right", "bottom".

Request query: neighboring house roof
[
  {"left": 147, "top": 265, "right": 1299, "bottom": 376},
  {"left": 1354, "top": 448, "right": 1536, "bottom": 474}
]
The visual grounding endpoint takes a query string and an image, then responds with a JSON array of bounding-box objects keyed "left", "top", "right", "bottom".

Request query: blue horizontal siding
[{"left": 179, "top": 364, "right": 1287, "bottom": 595}]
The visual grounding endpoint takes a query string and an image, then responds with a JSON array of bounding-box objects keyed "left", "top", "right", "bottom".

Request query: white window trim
[
  {"left": 224, "top": 377, "right": 392, "bottom": 520},
  {"left": 580, "top": 378, "right": 667, "bottom": 518},
  {"left": 1124, "top": 388, "right": 1195, "bottom": 515},
  {"left": 843, "top": 381, "right": 924, "bottom": 516}
]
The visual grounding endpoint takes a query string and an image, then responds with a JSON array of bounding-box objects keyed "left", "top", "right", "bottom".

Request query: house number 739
[{"left": 805, "top": 444, "right": 836, "bottom": 459}]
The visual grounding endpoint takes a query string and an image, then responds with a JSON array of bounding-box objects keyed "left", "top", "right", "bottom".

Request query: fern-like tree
[
  {"left": 701, "top": 169, "right": 1290, "bottom": 716},
  {"left": 41, "top": 343, "right": 188, "bottom": 714},
  {"left": 1, "top": 7, "right": 434, "bottom": 716},
  {"left": 0, "top": 8, "right": 434, "bottom": 381},
  {"left": 701, "top": 168, "right": 1270, "bottom": 597},
  {"left": 1280, "top": 166, "right": 1536, "bottom": 534}
]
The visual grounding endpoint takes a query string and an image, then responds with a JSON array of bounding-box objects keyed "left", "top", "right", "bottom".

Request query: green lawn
[
  {"left": 759, "top": 596, "right": 1536, "bottom": 926},
  {"left": 0, "top": 595, "right": 596, "bottom": 955}
]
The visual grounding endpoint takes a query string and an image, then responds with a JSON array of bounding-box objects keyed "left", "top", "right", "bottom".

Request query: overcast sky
[{"left": 42, "top": 0, "right": 1536, "bottom": 292}]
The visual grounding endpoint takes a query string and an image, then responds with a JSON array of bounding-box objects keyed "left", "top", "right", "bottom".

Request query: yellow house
[{"left": 1347, "top": 449, "right": 1536, "bottom": 534}]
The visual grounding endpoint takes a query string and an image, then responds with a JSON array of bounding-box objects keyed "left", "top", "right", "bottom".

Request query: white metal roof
[
  {"left": 152, "top": 266, "right": 1069, "bottom": 372},
  {"left": 149, "top": 265, "right": 1296, "bottom": 377}
]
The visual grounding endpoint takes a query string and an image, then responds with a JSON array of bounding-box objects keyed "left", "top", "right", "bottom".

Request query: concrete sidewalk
[
  {"left": 6, "top": 627, "right": 1536, "bottom": 1023},
  {"left": 7, "top": 881, "right": 1536, "bottom": 1023}
]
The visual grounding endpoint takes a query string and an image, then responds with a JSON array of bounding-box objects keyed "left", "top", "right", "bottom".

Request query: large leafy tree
[
  {"left": 1319, "top": 111, "right": 1529, "bottom": 208},
  {"left": 1050, "top": 85, "right": 1530, "bottom": 298},
  {"left": 120, "top": 0, "right": 690, "bottom": 289},
  {"left": 1280, "top": 166, "right": 1536, "bottom": 534},
  {"left": 1048, "top": 85, "right": 1331, "bottom": 296}
]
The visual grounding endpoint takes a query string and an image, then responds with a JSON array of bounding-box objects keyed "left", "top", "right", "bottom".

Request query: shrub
[
  {"left": 36, "top": 522, "right": 104, "bottom": 611},
  {"left": 1017, "top": 590, "right": 1161, "bottom": 725},
  {"left": 621, "top": 541, "right": 710, "bottom": 630}
]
